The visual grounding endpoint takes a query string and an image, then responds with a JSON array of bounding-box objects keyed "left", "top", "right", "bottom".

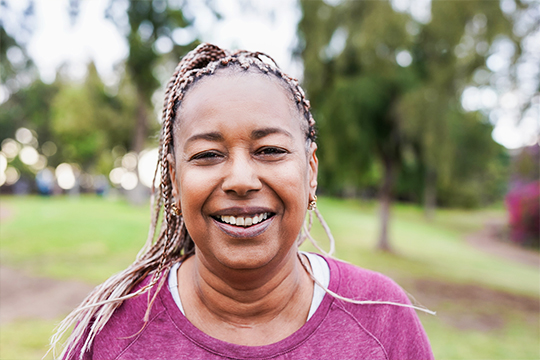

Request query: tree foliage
[
  {"left": 50, "top": 63, "right": 137, "bottom": 173},
  {"left": 298, "top": 0, "right": 519, "bottom": 249},
  {"left": 1, "top": 0, "right": 202, "bottom": 184},
  {"left": 105, "top": 0, "right": 199, "bottom": 152}
]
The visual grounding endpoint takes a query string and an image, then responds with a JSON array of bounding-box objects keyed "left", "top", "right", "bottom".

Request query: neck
[{"left": 177, "top": 248, "right": 314, "bottom": 344}]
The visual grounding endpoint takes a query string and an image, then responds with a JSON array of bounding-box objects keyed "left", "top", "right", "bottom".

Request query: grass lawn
[
  {"left": 1, "top": 195, "right": 150, "bottom": 283},
  {"left": 1, "top": 195, "right": 538, "bottom": 359},
  {"left": 305, "top": 198, "right": 538, "bottom": 296},
  {"left": 0, "top": 318, "right": 61, "bottom": 360}
]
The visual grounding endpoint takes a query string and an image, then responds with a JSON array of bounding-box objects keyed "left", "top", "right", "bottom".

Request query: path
[
  {"left": 0, "top": 266, "right": 94, "bottom": 324},
  {"left": 466, "top": 219, "right": 539, "bottom": 267},
  {"left": 1, "top": 202, "right": 92, "bottom": 324},
  {"left": 1, "top": 203, "right": 92, "bottom": 324},
  {"left": 409, "top": 218, "right": 539, "bottom": 331}
]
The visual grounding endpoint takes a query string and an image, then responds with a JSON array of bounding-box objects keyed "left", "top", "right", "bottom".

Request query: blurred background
[{"left": 0, "top": 0, "right": 538, "bottom": 359}]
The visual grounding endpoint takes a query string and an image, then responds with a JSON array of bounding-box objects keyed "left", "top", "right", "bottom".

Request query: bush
[{"left": 505, "top": 180, "right": 540, "bottom": 248}]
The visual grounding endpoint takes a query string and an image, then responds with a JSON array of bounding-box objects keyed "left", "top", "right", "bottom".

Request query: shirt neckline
[
  {"left": 167, "top": 251, "right": 330, "bottom": 321},
  {"left": 159, "top": 255, "right": 341, "bottom": 359}
]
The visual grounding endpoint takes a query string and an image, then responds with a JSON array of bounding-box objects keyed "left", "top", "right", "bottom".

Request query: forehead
[{"left": 175, "top": 73, "right": 303, "bottom": 140}]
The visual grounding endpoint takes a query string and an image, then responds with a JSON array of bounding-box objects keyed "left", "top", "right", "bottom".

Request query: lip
[{"left": 212, "top": 215, "right": 274, "bottom": 238}]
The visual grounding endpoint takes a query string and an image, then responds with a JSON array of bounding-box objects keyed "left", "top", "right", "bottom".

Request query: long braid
[{"left": 50, "top": 43, "right": 321, "bottom": 360}]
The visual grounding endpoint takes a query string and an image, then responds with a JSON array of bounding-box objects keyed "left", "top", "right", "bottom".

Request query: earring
[
  {"left": 308, "top": 195, "right": 317, "bottom": 210},
  {"left": 171, "top": 204, "right": 182, "bottom": 216}
]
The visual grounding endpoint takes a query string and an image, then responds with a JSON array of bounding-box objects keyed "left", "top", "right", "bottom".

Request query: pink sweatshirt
[{"left": 68, "top": 256, "right": 434, "bottom": 360}]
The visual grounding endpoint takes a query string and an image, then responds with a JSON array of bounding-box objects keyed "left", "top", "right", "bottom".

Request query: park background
[{"left": 0, "top": 0, "right": 539, "bottom": 358}]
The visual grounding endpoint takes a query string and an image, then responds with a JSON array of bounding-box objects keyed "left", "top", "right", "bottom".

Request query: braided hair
[{"left": 51, "top": 43, "right": 319, "bottom": 360}]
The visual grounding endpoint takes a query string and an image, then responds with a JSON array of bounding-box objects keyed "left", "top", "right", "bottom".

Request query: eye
[
  {"left": 256, "top": 146, "right": 288, "bottom": 158},
  {"left": 189, "top": 151, "right": 224, "bottom": 163}
]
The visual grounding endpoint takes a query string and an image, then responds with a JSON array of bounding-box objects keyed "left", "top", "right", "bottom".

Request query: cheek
[
  {"left": 268, "top": 158, "right": 310, "bottom": 218},
  {"left": 177, "top": 167, "right": 219, "bottom": 217}
]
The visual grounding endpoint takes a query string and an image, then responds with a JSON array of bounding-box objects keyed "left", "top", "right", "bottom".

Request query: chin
[
  {"left": 216, "top": 246, "right": 278, "bottom": 271},
  {"left": 192, "top": 224, "right": 299, "bottom": 272}
]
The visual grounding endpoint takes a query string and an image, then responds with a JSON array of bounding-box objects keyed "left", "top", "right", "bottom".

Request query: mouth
[{"left": 211, "top": 212, "right": 275, "bottom": 228}]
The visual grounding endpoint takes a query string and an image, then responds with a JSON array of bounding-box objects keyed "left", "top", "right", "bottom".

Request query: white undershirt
[{"left": 167, "top": 251, "right": 330, "bottom": 321}]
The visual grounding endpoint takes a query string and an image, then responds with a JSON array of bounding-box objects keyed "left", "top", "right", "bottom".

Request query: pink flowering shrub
[{"left": 505, "top": 180, "right": 540, "bottom": 248}]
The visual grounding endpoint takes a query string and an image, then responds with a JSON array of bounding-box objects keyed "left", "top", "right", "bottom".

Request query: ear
[
  {"left": 308, "top": 142, "right": 318, "bottom": 200},
  {"left": 167, "top": 153, "right": 180, "bottom": 204}
]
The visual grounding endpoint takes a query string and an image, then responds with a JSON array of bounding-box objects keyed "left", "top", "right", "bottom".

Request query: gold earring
[
  {"left": 171, "top": 204, "right": 181, "bottom": 216},
  {"left": 308, "top": 195, "right": 317, "bottom": 210}
]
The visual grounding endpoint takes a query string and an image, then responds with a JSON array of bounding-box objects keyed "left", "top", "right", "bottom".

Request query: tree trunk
[
  {"left": 424, "top": 168, "right": 437, "bottom": 221},
  {"left": 127, "top": 90, "right": 149, "bottom": 205},
  {"left": 133, "top": 90, "right": 148, "bottom": 153},
  {"left": 377, "top": 158, "right": 394, "bottom": 252}
]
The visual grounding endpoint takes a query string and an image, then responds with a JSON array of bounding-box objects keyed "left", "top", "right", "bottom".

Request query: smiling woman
[
  {"left": 171, "top": 72, "right": 316, "bottom": 274},
  {"left": 52, "top": 43, "right": 434, "bottom": 360}
]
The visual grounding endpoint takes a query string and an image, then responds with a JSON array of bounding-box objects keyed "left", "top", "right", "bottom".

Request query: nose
[{"left": 221, "top": 152, "right": 262, "bottom": 196}]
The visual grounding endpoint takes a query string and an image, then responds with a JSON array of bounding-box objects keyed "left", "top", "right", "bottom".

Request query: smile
[{"left": 213, "top": 212, "right": 273, "bottom": 228}]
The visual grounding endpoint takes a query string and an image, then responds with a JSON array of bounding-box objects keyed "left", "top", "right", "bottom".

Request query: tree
[
  {"left": 299, "top": 1, "right": 418, "bottom": 251},
  {"left": 105, "top": 0, "right": 199, "bottom": 152},
  {"left": 398, "top": 0, "right": 515, "bottom": 218},
  {"left": 298, "top": 0, "right": 516, "bottom": 251},
  {"left": 0, "top": 0, "right": 35, "bottom": 87},
  {"left": 0, "top": 80, "right": 58, "bottom": 146},
  {"left": 50, "top": 63, "right": 137, "bottom": 172},
  {"left": 0, "top": 1, "right": 41, "bottom": 141}
]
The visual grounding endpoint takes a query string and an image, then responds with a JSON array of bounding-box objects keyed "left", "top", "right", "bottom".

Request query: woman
[{"left": 53, "top": 43, "right": 434, "bottom": 360}]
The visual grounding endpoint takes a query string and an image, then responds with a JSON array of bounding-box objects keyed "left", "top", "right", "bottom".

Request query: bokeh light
[
  {"left": 1, "top": 139, "right": 20, "bottom": 159},
  {"left": 79, "top": 173, "right": 94, "bottom": 189},
  {"left": 32, "top": 155, "right": 48, "bottom": 171},
  {"left": 120, "top": 172, "right": 138, "bottom": 190},
  {"left": 19, "top": 146, "right": 39, "bottom": 165},
  {"left": 396, "top": 50, "right": 413, "bottom": 67},
  {"left": 15, "top": 127, "right": 34, "bottom": 144},
  {"left": 55, "top": 163, "right": 76, "bottom": 190},
  {"left": 122, "top": 152, "right": 138, "bottom": 171},
  {"left": 109, "top": 167, "right": 126, "bottom": 185},
  {"left": 36, "top": 168, "right": 55, "bottom": 191},
  {"left": 5, "top": 166, "right": 20, "bottom": 185},
  {"left": 41, "top": 141, "right": 57, "bottom": 157},
  {"left": 0, "top": 153, "right": 7, "bottom": 187},
  {"left": 0, "top": 152, "right": 7, "bottom": 173},
  {"left": 138, "top": 148, "right": 160, "bottom": 188}
]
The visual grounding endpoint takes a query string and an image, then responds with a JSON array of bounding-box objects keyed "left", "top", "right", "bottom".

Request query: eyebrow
[
  {"left": 185, "top": 132, "right": 224, "bottom": 145},
  {"left": 186, "top": 127, "right": 293, "bottom": 145},
  {"left": 251, "top": 127, "right": 293, "bottom": 140}
]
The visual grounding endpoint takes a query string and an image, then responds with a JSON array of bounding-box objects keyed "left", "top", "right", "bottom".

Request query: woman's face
[{"left": 170, "top": 73, "right": 318, "bottom": 271}]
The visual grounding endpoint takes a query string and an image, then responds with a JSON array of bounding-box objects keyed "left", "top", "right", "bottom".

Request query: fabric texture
[{"left": 67, "top": 255, "right": 434, "bottom": 360}]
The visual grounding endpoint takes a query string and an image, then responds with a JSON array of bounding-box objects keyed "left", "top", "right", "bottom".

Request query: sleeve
[{"left": 361, "top": 273, "right": 434, "bottom": 360}]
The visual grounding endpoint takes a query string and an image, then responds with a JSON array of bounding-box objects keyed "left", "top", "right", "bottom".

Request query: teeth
[{"left": 219, "top": 213, "right": 271, "bottom": 227}]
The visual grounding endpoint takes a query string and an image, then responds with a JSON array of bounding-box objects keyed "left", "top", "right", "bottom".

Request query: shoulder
[
  {"left": 62, "top": 275, "right": 162, "bottom": 360},
  {"left": 90, "top": 274, "right": 171, "bottom": 358},
  {"left": 326, "top": 257, "right": 407, "bottom": 302},
  {"left": 324, "top": 257, "right": 434, "bottom": 360}
]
